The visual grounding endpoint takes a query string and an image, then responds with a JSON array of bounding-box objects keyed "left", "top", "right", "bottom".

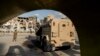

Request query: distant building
[
  {"left": 0, "top": 16, "right": 37, "bottom": 33},
  {"left": 42, "top": 15, "right": 56, "bottom": 25}
]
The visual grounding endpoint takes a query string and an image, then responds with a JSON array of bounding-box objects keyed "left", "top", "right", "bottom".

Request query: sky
[{"left": 19, "top": 9, "right": 67, "bottom": 20}]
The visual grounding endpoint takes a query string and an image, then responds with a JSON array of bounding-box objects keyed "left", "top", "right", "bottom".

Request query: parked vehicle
[{"left": 36, "top": 15, "right": 77, "bottom": 52}]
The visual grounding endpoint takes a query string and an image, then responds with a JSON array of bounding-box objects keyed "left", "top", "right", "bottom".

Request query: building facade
[{"left": 0, "top": 16, "right": 37, "bottom": 33}]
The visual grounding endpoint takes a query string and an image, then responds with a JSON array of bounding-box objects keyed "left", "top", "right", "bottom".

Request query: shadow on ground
[
  {"left": 6, "top": 45, "right": 26, "bottom": 56},
  {"left": 23, "top": 35, "right": 36, "bottom": 49},
  {"left": 5, "top": 35, "right": 80, "bottom": 56},
  {"left": 62, "top": 49, "right": 80, "bottom": 56},
  {"left": 0, "top": 43, "right": 5, "bottom": 56}
]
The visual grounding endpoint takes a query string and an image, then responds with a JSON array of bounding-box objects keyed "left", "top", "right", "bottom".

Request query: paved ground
[{"left": 0, "top": 33, "right": 80, "bottom": 56}]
